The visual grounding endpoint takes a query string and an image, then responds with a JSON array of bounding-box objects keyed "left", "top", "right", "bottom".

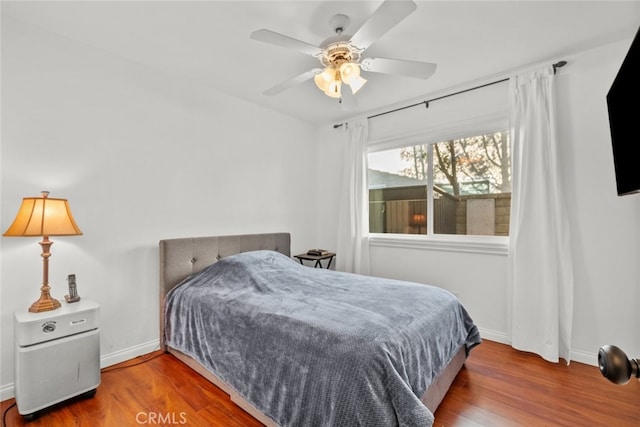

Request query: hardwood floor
[
  {"left": 2, "top": 340, "right": 639, "bottom": 426},
  {"left": 434, "top": 340, "right": 640, "bottom": 426}
]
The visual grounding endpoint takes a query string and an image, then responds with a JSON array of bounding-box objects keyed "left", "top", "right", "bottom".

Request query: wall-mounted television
[{"left": 607, "top": 25, "right": 640, "bottom": 196}]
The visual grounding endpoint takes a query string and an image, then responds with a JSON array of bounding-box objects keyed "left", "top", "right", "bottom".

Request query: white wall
[
  {"left": 558, "top": 38, "right": 640, "bottom": 363},
  {"left": 317, "top": 37, "right": 640, "bottom": 366},
  {"left": 0, "top": 17, "right": 320, "bottom": 398}
]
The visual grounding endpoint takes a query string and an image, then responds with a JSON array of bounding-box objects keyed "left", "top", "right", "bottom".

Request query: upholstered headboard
[{"left": 158, "top": 232, "right": 291, "bottom": 349}]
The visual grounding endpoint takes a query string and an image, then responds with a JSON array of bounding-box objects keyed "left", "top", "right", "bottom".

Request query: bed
[{"left": 159, "top": 232, "right": 480, "bottom": 426}]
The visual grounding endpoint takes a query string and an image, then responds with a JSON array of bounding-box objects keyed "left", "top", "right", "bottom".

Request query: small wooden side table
[{"left": 294, "top": 252, "right": 336, "bottom": 269}]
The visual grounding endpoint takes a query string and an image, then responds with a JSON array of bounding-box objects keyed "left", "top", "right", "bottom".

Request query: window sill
[{"left": 368, "top": 233, "right": 509, "bottom": 256}]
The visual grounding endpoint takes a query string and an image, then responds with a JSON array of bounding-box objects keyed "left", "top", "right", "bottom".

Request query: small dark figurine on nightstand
[{"left": 65, "top": 273, "right": 81, "bottom": 303}]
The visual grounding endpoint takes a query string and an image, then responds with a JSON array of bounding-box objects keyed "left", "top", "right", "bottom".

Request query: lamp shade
[
  {"left": 325, "top": 79, "right": 342, "bottom": 99},
  {"left": 410, "top": 213, "right": 426, "bottom": 225},
  {"left": 347, "top": 75, "right": 367, "bottom": 94},
  {"left": 314, "top": 68, "right": 334, "bottom": 92},
  {"left": 3, "top": 192, "right": 82, "bottom": 237},
  {"left": 339, "top": 62, "right": 361, "bottom": 84}
]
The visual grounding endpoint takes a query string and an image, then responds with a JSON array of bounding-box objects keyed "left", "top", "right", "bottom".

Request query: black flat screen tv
[{"left": 607, "top": 25, "right": 640, "bottom": 196}]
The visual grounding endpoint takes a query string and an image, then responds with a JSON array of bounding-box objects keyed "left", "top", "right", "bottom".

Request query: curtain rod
[{"left": 333, "top": 60, "right": 567, "bottom": 129}]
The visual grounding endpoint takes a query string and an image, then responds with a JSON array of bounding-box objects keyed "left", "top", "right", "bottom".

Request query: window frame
[{"left": 366, "top": 112, "right": 510, "bottom": 256}]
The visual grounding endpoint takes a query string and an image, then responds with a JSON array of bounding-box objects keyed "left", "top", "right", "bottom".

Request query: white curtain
[
  {"left": 336, "top": 117, "right": 371, "bottom": 275},
  {"left": 508, "top": 67, "right": 574, "bottom": 364}
]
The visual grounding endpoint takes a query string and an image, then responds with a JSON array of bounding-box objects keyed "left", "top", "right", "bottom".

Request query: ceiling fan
[{"left": 250, "top": 0, "right": 437, "bottom": 100}]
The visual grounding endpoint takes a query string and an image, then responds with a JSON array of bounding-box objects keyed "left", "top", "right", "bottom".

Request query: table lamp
[
  {"left": 3, "top": 191, "right": 83, "bottom": 312},
  {"left": 411, "top": 213, "right": 426, "bottom": 234}
]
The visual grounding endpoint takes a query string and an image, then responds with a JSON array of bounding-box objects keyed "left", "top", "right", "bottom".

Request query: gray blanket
[{"left": 164, "top": 250, "right": 480, "bottom": 426}]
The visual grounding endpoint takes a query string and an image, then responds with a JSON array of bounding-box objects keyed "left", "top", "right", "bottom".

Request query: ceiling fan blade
[
  {"left": 250, "top": 29, "right": 322, "bottom": 57},
  {"left": 361, "top": 57, "right": 437, "bottom": 79},
  {"left": 263, "top": 69, "right": 323, "bottom": 96},
  {"left": 349, "top": 0, "right": 417, "bottom": 52}
]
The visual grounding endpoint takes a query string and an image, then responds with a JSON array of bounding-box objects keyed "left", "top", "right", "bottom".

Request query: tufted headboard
[{"left": 159, "top": 232, "right": 291, "bottom": 349}]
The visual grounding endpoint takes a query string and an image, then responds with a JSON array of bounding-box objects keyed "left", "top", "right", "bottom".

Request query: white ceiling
[{"left": 3, "top": 1, "right": 639, "bottom": 127}]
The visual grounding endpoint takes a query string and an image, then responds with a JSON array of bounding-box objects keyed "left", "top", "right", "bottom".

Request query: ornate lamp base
[
  {"left": 28, "top": 237, "right": 62, "bottom": 312},
  {"left": 29, "top": 285, "right": 61, "bottom": 313}
]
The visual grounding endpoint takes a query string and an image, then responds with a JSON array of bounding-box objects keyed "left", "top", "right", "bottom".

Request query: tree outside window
[{"left": 368, "top": 130, "right": 511, "bottom": 236}]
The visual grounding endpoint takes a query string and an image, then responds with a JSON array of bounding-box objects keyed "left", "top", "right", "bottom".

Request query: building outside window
[{"left": 368, "top": 130, "right": 511, "bottom": 236}]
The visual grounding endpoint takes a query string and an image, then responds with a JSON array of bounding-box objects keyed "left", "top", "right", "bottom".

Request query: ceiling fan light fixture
[
  {"left": 348, "top": 75, "right": 367, "bottom": 94},
  {"left": 251, "top": 0, "right": 436, "bottom": 99},
  {"left": 339, "top": 62, "right": 361, "bottom": 84},
  {"left": 325, "top": 79, "right": 342, "bottom": 98},
  {"left": 314, "top": 67, "right": 334, "bottom": 92}
]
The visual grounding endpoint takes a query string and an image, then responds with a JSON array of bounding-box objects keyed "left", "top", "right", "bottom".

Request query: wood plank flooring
[
  {"left": 434, "top": 340, "right": 640, "bottom": 426},
  {"left": 2, "top": 339, "right": 639, "bottom": 426}
]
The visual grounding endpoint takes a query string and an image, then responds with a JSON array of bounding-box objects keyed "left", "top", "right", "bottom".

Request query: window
[{"left": 368, "top": 130, "right": 511, "bottom": 237}]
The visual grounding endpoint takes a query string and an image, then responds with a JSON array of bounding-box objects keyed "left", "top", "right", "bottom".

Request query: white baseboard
[
  {"left": 99, "top": 339, "right": 160, "bottom": 369},
  {"left": 570, "top": 348, "right": 598, "bottom": 367},
  {"left": 0, "top": 383, "right": 15, "bottom": 403},
  {"left": 477, "top": 327, "right": 598, "bottom": 367},
  {"left": 1, "top": 339, "right": 160, "bottom": 402},
  {"left": 478, "top": 327, "right": 510, "bottom": 345}
]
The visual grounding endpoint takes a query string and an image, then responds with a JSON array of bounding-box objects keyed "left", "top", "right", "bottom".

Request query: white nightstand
[{"left": 14, "top": 299, "right": 101, "bottom": 420}]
